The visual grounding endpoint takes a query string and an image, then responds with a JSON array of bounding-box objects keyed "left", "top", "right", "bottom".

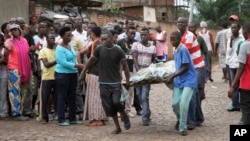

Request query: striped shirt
[
  {"left": 181, "top": 30, "right": 204, "bottom": 68},
  {"left": 131, "top": 42, "right": 156, "bottom": 69}
]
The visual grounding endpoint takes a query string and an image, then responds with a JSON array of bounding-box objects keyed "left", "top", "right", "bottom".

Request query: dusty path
[{"left": 0, "top": 64, "right": 241, "bottom": 141}]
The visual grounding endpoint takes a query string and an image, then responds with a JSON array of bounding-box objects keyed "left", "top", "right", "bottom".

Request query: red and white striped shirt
[{"left": 181, "top": 30, "right": 204, "bottom": 68}]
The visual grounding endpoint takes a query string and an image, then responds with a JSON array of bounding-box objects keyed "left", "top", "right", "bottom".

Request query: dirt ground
[{"left": 0, "top": 64, "right": 241, "bottom": 141}]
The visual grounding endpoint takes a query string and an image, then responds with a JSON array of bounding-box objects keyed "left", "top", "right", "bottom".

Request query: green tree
[{"left": 193, "top": 0, "right": 250, "bottom": 27}]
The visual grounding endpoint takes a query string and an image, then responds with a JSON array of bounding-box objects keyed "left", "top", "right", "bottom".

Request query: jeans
[
  {"left": 0, "top": 78, "right": 8, "bottom": 117},
  {"left": 172, "top": 87, "right": 193, "bottom": 132},
  {"left": 229, "top": 68, "right": 240, "bottom": 109},
  {"left": 136, "top": 84, "right": 151, "bottom": 122},
  {"left": 55, "top": 72, "right": 77, "bottom": 123},
  {"left": 41, "top": 80, "right": 56, "bottom": 122},
  {"left": 187, "top": 68, "right": 205, "bottom": 126}
]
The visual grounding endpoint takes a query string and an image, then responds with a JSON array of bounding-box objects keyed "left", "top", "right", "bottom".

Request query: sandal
[
  {"left": 180, "top": 131, "right": 188, "bottom": 136},
  {"left": 123, "top": 114, "right": 131, "bottom": 130},
  {"left": 111, "top": 128, "right": 122, "bottom": 134}
]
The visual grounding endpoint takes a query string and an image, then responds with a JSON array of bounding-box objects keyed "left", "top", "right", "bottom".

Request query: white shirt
[
  {"left": 72, "top": 29, "right": 88, "bottom": 47},
  {"left": 225, "top": 34, "right": 244, "bottom": 68},
  {"left": 118, "top": 32, "right": 141, "bottom": 42}
]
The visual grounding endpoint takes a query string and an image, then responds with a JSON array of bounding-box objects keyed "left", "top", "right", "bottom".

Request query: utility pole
[{"left": 188, "top": 0, "right": 195, "bottom": 24}]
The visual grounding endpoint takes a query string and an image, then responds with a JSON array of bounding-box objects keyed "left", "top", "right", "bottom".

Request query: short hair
[
  {"left": 0, "top": 34, "right": 4, "bottom": 43},
  {"left": 222, "top": 22, "right": 229, "bottom": 29},
  {"left": 39, "top": 21, "right": 51, "bottom": 28},
  {"left": 200, "top": 21, "right": 207, "bottom": 28},
  {"left": 89, "top": 22, "right": 97, "bottom": 27},
  {"left": 109, "top": 29, "right": 119, "bottom": 36},
  {"left": 1, "top": 22, "right": 9, "bottom": 33},
  {"left": 125, "top": 18, "right": 134, "bottom": 25},
  {"left": 91, "top": 26, "right": 102, "bottom": 37},
  {"left": 113, "top": 25, "right": 122, "bottom": 34},
  {"left": 231, "top": 21, "right": 241, "bottom": 29},
  {"left": 243, "top": 22, "right": 250, "bottom": 32},
  {"left": 141, "top": 27, "right": 149, "bottom": 33},
  {"left": 126, "top": 26, "right": 136, "bottom": 32},
  {"left": 59, "top": 26, "right": 71, "bottom": 37},
  {"left": 101, "top": 28, "right": 113, "bottom": 37},
  {"left": 64, "top": 21, "right": 75, "bottom": 29},
  {"left": 189, "top": 21, "right": 198, "bottom": 27},
  {"left": 171, "top": 31, "right": 182, "bottom": 40}
]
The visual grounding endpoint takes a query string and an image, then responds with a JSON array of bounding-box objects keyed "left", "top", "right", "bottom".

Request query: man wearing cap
[{"left": 224, "top": 15, "right": 242, "bottom": 85}]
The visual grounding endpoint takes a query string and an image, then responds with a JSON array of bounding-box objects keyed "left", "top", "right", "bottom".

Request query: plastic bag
[{"left": 120, "top": 85, "right": 129, "bottom": 102}]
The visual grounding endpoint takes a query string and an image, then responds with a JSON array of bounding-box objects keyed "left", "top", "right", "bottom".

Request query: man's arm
[
  {"left": 121, "top": 60, "right": 130, "bottom": 88},
  {"left": 165, "top": 63, "right": 188, "bottom": 83},
  {"left": 40, "top": 58, "right": 56, "bottom": 68},
  {"left": 228, "top": 63, "right": 245, "bottom": 98},
  {"left": 132, "top": 51, "right": 139, "bottom": 71},
  {"left": 209, "top": 32, "right": 215, "bottom": 54},
  {"left": 79, "top": 56, "right": 97, "bottom": 81}
]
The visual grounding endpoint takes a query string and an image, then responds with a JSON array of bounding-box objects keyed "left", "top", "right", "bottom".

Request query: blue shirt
[
  {"left": 173, "top": 44, "right": 197, "bottom": 88},
  {"left": 55, "top": 44, "right": 78, "bottom": 73}
]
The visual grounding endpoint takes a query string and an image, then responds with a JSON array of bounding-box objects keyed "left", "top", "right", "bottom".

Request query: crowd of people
[{"left": 0, "top": 13, "right": 249, "bottom": 136}]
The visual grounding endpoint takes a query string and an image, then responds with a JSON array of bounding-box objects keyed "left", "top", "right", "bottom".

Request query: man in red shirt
[{"left": 228, "top": 22, "right": 250, "bottom": 125}]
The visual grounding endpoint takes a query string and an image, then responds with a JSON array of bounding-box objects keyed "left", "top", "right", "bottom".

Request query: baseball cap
[
  {"left": 229, "top": 15, "right": 239, "bottom": 21},
  {"left": 9, "top": 24, "right": 21, "bottom": 30}
]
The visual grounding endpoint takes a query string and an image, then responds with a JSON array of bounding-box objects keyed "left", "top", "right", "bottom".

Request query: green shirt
[{"left": 197, "top": 36, "right": 208, "bottom": 55}]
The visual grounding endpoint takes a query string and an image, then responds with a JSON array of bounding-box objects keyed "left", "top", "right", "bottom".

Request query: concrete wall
[{"left": 0, "top": 0, "right": 29, "bottom": 28}]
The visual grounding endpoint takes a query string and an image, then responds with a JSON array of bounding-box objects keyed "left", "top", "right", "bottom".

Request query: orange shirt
[{"left": 5, "top": 39, "right": 19, "bottom": 69}]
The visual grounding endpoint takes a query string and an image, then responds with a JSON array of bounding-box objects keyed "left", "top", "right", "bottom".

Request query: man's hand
[
  {"left": 228, "top": 87, "right": 234, "bottom": 99},
  {"left": 125, "top": 82, "right": 130, "bottom": 90},
  {"left": 163, "top": 74, "right": 174, "bottom": 84},
  {"left": 75, "top": 64, "right": 84, "bottom": 69}
]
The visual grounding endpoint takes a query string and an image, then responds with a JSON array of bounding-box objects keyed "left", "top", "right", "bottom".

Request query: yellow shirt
[{"left": 38, "top": 47, "right": 56, "bottom": 80}]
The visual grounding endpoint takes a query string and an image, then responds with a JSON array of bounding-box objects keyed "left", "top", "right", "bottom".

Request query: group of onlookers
[{"left": 0, "top": 13, "right": 249, "bottom": 136}]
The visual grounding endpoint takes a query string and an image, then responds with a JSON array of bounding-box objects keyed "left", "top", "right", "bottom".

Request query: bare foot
[{"left": 111, "top": 128, "right": 122, "bottom": 134}]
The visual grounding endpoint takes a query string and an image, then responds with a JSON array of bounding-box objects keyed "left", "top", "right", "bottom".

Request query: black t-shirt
[
  {"left": 117, "top": 38, "right": 136, "bottom": 55},
  {"left": 94, "top": 45, "right": 126, "bottom": 83},
  {"left": 88, "top": 40, "right": 102, "bottom": 76},
  {"left": 117, "top": 38, "right": 136, "bottom": 72}
]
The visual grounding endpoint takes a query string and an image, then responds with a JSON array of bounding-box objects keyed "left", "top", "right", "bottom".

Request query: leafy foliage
[{"left": 194, "top": 0, "right": 250, "bottom": 27}]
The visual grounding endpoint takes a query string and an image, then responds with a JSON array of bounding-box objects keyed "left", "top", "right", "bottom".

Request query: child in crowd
[
  {"left": 38, "top": 32, "right": 57, "bottom": 123},
  {"left": 165, "top": 31, "right": 197, "bottom": 136}
]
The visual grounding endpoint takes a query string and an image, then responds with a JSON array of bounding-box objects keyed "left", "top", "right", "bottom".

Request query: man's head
[
  {"left": 177, "top": 17, "right": 188, "bottom": 33},
  {"left": 242, "top": 22, "right": 250, "bottom": 40},
  {"left": 63, "top": 22, "right": 74, "bottom": 31},
  {"left": 46, "top": 32, "right": 55, "bottom": 48},
  {"left": 140, "top": 27, "right": 149, "bottom": 43},
  {"left": 155, "top": 25, "right": 162, "bottom": 33},
  {"left": 126, "top": 26, "right": 136, "bottom": 40},
  {"left": 231, "top": 22, "right": 241, "bottom": 36},
  {"left": 101, "top": 29, "right": 113, "bottom": 48},
  {"left": 229, "top": 15, "right": 239, "bottom": 22},
  {"left": 229, "top": 15, "right": 239, "bottom": 26},
  {"left": 74, "top": 16, "right": 83, "bottom": 28},
  {"left": 109, "top": 29, "right": 119, "bottom": 44},
  {"left": 170, "top": 31, "right": 182, "bottom": 48},
  {"left": 125, "top": 19, "right": 135, "bottom": 28},
  {"left": 38, "top": 21, "right": 50, "bottom": 36},
  {"left": 188, "top": 22, "right": 197, "bottom": 34},
  {"left": 90, "top": 26, "right": 102, "bottom": 40},
  {"left": 16, "top": 17, "right": 25, "bottom": 29}
]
